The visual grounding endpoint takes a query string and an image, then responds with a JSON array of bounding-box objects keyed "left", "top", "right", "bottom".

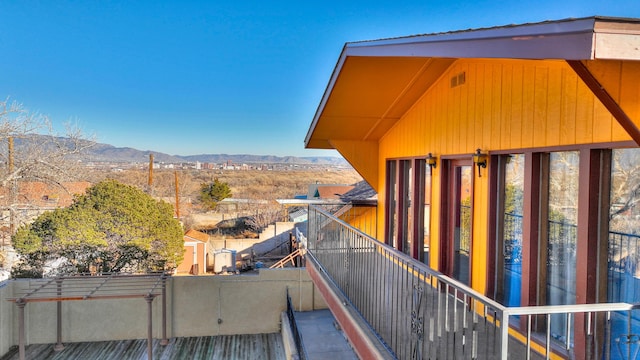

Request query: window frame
[{"left": 385, "top": 157, "right": 430, "bottom": 261}]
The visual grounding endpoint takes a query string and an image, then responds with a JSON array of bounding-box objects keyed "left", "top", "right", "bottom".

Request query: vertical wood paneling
[
  {"left": 447, "top": 75, "right": 454, "bottom": 153},
  {"left": 575, "top": 78, "right": 594, "bottom": 143},
  {"left": 375, "top": 57, "right": 635, "bottom": 294},
  {"left": 490, "top": 65, "right": 502, "bottom": 150},
  {"left": 588, "top": 62, "right": 614, "bottom": 142},
  {"left": 501, "top": 64, "right": 513, "bottom": 149},
  {"left": 560, "top": 69, "right": 578, "bottom": 144},
  {"left": 584, "top": 60, "right": 640, "bottom": 139},
  {"left": 451, "top": 70, "right": 462, "bottom": 154},
  {"left": 511, "top": 65, "right": 523, "bottom": 147},
  {"left": 466, "top": 64, "right": 477, "bottom": 150},
  {"left": 620, "top": 61, "right": 640, "bottom": 127},
  {"left": 546, "top": 67, "right": 562, "bottom": 146},
  {"left": 379, "top": 57, "right": 631, "bottom": 190},
  {"left": 482, "top": 64, "right": 493, "bottom": 149},
  {"left": 459, "top": 67, "right": 469, "bottom": 155},
  {"left": 533, "top": 66, "right": 548, "bottom": 147},
  {"left": 521, "top": 65, "right": 536, "bottom": 148}
]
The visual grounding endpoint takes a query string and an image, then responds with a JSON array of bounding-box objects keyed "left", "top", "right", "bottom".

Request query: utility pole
[
  {"left": 148, "top": 153, "right": 154, "bottom": 195},
  {"left": 174, "top": 170, "right": 180, "bottom": 219},
  {"left": 8, "top": 137, "right": 16, "bottom": 241}
]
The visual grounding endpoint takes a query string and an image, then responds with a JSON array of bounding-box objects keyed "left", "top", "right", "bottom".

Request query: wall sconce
[
  {"left": 426, "top": 153, "right": 437, "bottom": 169},
  {"left": 472, "top": 149, "right": 487, "bottom": 177}
]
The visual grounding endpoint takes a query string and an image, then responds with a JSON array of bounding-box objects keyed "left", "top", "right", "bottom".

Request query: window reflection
[
  {"left": 501, "top": 154, "right": 524, "bottom": 307},
  {"left": 608, "top": 148, "right": 640, "bottom": 356},
  {"left": 546, "top": 151, "right": 579, "bottom": 343}
]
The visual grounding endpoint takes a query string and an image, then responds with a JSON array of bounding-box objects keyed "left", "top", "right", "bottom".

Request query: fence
[{"left": 307, "top": 205, "right": 639, "bottom": 359}]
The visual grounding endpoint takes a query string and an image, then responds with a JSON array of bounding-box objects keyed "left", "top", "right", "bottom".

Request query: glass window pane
[
  {"left": 401, "top": 160, "right": 413, "bottom": 256},
  {"left": 453, "top": 165, "right": 472, "bottom": 285},
  {"left": 502, "top": 154, "right": 524, "bottom": 307},
  {"left": 608, "top": 148, "right": 640, "bottom": 352},
  {"left": 386, "top": 161, "right": 397, "bottom": 247},
  {"left": 423, "top": 164, "right": 432, "bottom": 265},
  {"left": 547, "top": 151, "right": 579, "bottom": 343}
]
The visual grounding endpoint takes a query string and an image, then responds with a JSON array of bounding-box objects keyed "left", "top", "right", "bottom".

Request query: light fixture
[
  {"left": 472, "top": 149, "right": 487, "bottom": 177},
  {"left": 426, "top": 153, "right": 437, "bottom": 169}
]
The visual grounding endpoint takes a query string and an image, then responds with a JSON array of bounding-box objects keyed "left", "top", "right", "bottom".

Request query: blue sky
[{"left": 1, "top": 1, "right": 639, "bottom": 157}]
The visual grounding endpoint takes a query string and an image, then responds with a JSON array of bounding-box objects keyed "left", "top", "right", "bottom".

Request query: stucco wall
[
  {"left": 0, "top": 268, "right": 326, "bottom": 352},
  {"left": 0, "top": 280, "right": 13, "bottom": 357}
]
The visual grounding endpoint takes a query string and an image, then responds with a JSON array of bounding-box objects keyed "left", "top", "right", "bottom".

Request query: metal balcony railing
[{"left": 306, "top": 205, "right": 639, "bottom": 360}]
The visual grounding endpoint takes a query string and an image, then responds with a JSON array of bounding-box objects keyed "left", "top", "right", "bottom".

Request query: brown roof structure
[
  {"left": 0, "top": 181, "right": 91, "bottom": 208},
  {"left": 184, "top": 229, "right": 209, "bottom": 242}
]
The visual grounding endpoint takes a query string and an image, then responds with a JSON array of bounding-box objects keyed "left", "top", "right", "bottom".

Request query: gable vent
[{"left": 450, "top": 72, "right": 466, "bottom": 88}]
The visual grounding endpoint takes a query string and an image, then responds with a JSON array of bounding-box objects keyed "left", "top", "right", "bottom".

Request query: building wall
[
  {"left": 340, "top": 207, "right": 377, "bottom": 239},
  {"left": 376, "top": 58, "right": 637, "bottom": 294},
  {"left": 0, "top": 269, "right": 326, "bottom": 353},
  {"left": 176, "top": 243, "right": 196, "bottom": 274},
  {"left": 0, "top": 281, "right": 13, "bottom": 357}
]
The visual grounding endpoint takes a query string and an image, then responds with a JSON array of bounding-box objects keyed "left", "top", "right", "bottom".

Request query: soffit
[{"left": 306, "top": 56, "right": 454, "bottom": 149}]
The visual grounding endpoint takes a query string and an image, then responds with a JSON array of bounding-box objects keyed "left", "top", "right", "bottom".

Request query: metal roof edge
[
  {"left": 305, "top": 45, "right": 349, "bottom": 149},
  {"left": 346, "top": 17, "right": 598, "bottom": 47},
  {"left": 343, "top": 17, "right": 598, "bottom": 60}
]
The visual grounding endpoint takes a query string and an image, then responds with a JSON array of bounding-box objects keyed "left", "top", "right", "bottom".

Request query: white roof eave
[{"left": 345, "top": 18, "right": 598, "bottom": 60}]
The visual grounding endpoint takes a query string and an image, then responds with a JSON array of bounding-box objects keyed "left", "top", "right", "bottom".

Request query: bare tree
[
  {"left": 243, "top": 198, "right": 285, "bottom": 233},
  {"left": 0, "top": 101, "right": 94, "bottom": 186},
  {"left": 0, "top": 100, "right": 94, "bottom": 264}
]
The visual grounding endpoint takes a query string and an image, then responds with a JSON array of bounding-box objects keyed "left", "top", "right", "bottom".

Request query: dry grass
[{"left": 97, "top": 167, "right": 363, "bottom": 212}]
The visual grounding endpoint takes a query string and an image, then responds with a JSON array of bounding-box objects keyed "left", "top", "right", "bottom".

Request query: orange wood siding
[
  {"left": 584, "top": 60, "right": 640, "bottom": 138},
  {"left": 331, "top": 140, "right": 379, "bottom": 191},
  {"left": 376, "top": 58, "right": 635, "bottom": 294},
  {"left": 341, "top": 207, "right": 377, "bottom": 238}
]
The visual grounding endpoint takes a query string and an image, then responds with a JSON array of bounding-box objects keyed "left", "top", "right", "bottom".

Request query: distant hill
[{"left": 85, "top": 142, "right": 347, "bottom": 166}]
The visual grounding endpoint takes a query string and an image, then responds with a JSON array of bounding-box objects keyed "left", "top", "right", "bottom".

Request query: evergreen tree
[
  {"left": 12, "top": 180, "right": 184, "bottom": 277},
  {"left": 199, "top": 178, "right": 232, "bottom": 210}
]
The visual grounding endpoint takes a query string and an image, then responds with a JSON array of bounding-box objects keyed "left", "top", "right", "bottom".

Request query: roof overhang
[{"left": 305, "top": 16, "right": 640, "bottom": 149}]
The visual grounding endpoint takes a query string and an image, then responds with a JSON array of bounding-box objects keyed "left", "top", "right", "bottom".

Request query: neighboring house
[
  {"left": 304, "top": 16, "right": 640, "bottom": 359},
  {"left": 307, "top": 184, "right": 354, "bottom": 199},
  {"left": 0, "top": 181, "right": 92, "bottom": 245},
  {"left": 176, "top": 229, "right": 208, "bottom": 275}
]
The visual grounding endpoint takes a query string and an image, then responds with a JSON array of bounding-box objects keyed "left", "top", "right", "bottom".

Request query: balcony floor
[
  {"left": 295, "top": 309, "right": 358, "bottom": 360},
  {"left": 0, "top": 333, "right": 286, "bottom": 360}
]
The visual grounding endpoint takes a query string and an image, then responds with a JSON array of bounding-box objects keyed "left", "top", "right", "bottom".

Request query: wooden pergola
[{"left": 6, "top": 272, "right": 170, "bottom": 360}]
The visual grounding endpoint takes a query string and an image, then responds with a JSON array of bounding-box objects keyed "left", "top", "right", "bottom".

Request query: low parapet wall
[{"left": 0, "top": 268, "right": 326, "bottom": 356}]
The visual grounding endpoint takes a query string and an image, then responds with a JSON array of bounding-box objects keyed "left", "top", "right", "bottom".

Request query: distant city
[{"left": 82, "top": 141, "right": 350, "bottom": 172}]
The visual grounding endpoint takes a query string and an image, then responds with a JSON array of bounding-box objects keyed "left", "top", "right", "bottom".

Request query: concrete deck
[{"left": 295, "top": 309, "right": 358, "bottom": 360}]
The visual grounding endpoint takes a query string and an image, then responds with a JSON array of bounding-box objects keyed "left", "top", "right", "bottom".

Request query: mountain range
[{"left": 86, "top": 142, "right": 348, "bottom": 166}]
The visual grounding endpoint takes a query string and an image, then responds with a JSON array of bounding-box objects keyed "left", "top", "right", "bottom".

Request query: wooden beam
[{"left": 567, "top": 60, "right": 640, "bottom": 146}]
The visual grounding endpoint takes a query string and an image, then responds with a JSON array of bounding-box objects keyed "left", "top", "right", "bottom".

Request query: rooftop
[{"left": 0, "top": 334, "right": 285, "bottom": 360}]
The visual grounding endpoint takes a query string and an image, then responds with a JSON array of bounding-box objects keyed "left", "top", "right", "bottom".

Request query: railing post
[
  {"left": 54, "top": 278, "right": 64, "bottom": 351},
  {"left": 145, "top": 294, "right": 155, "bottom": 360},
  {"left": 17, "top": 299, "right": 26, "bottom": 360},
  {"left": 501, "top": 310, "right": 510, "bottom": 360},
  {"left": 160, "top": 274, "right": 168, "bottom": 346}
]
